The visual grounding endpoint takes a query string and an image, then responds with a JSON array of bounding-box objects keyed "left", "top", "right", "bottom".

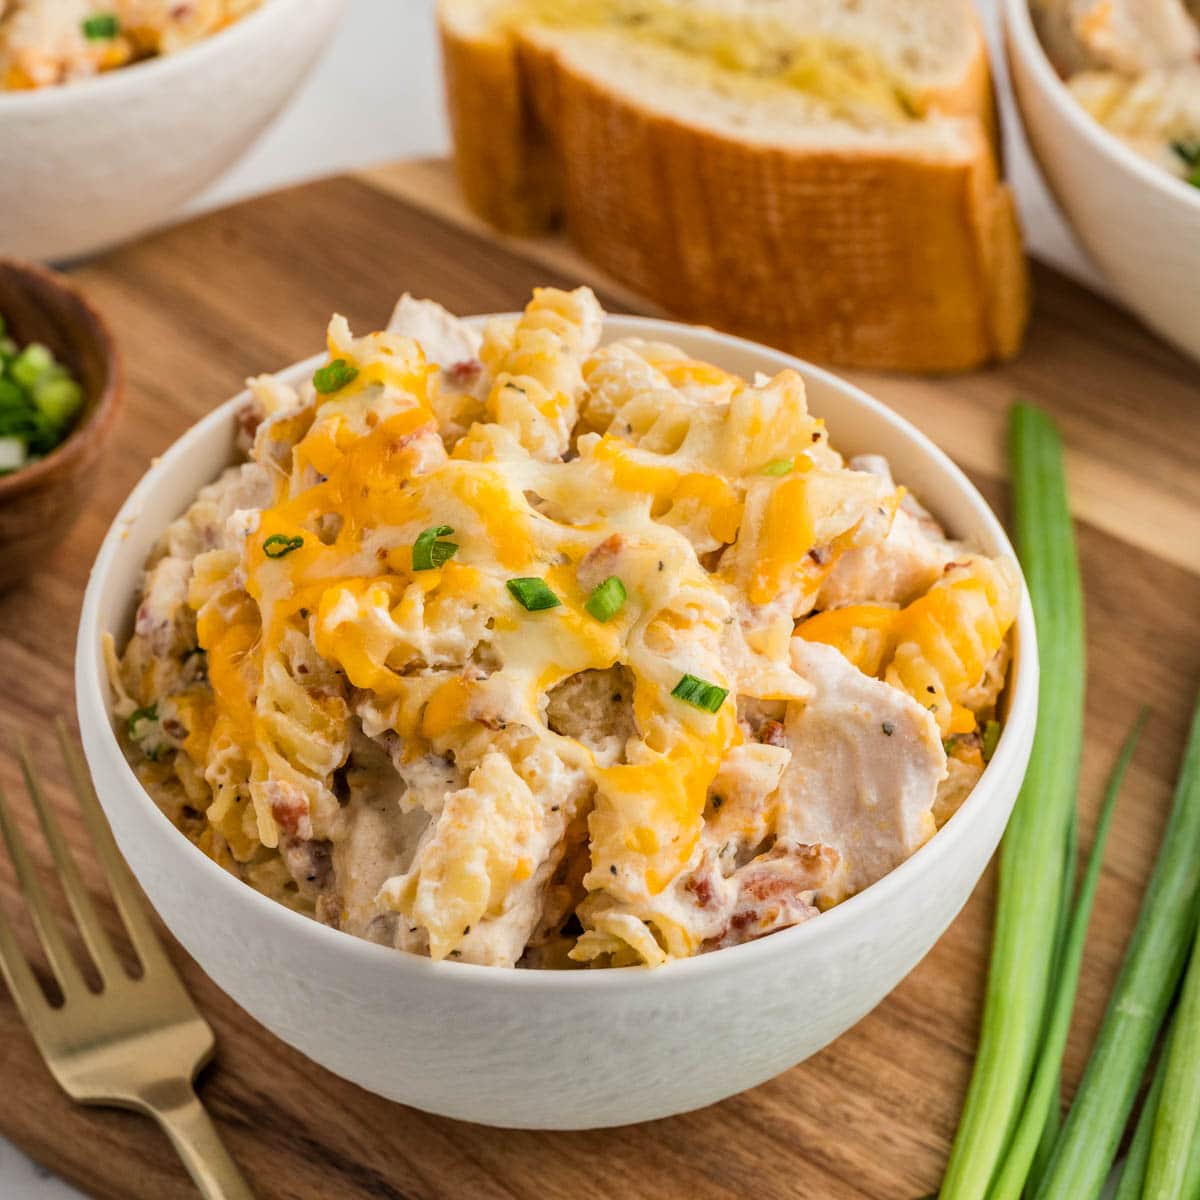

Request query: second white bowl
[
  {"left": 76, "top": 316, "right": 1037, "bottom": 1129},
  {"left": 1004, "top": 0, "right": 1200, "bottom": 364},
  {"left": 0, "top": 0, "right": 345, "bottom": 263}
]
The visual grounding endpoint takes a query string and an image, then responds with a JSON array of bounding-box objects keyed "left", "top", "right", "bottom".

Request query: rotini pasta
[{"left": 110, "top": 287, "right": 1019, "bottom": 968}]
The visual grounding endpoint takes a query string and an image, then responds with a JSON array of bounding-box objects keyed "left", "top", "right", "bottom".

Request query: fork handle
[{"left": 141, "top": 1078, "right": 256, "bottom": 1200}]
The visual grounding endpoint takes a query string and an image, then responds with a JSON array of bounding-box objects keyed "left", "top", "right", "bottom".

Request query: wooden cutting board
[{"left": 1, "top": 159, "right": 1198, "bottom": 1200}]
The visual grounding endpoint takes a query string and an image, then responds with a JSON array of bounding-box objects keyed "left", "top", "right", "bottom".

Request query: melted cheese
[
  {"left": 498, "top": 0, "right": 919, "bottom": 121},
  {"left": 120, "top": 285, "right": 1020, "bottom": 968}
]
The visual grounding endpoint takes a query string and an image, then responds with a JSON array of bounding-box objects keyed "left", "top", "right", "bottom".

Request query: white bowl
[
  {"left": 76, "top": 316, "right": 1037, "bottom": 1130},
  {"left": 1003, "top": 0, "right": 1200, "bottom": 363},
  {"left": 0, "top": 0, "right": 345, "bottom": 263}
]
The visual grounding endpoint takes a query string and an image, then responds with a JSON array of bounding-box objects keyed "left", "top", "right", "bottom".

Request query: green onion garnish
[
  {"left": 507, "top": 577, "right": 560, "bottom": 611},
  {"left": 671, "top": 674, "right": 728, "bottom": 713},
  {"left": 761, "top": 458, "right": 794, "bottom": 476},
  {"left": 982, "top": 719, "right": 1001, "bottom": 762},
  {"left": 412, "top": 525, "right": 458, "bottom": 571},
  {"left": 1171, "top": 140, "right": 1200, "bottom": 167},
  {"left": 10, "top": 343, "right": 54, "bottom": 390},
  {"left": 82, "top": 13, "right": 119, "bottom": 39},
  {"left": 940, "top": 405, "right": 1086, "bottom": 1198},
  {"left": 585, "top": 576, "right": 626, "bottom": 622},
  {"left": 33, "top": 375, "right": 83, "bottom": 426},
  {"left": 127, "top": 705, "right": 157, "bottom": 739},
  {"left": 312, "top": 358, "right": 359, "bottom": 394},
  {"left": 263, "top": 534, "right": 304, "bottom": 559},
  {"left": 1170, "top": 142, "right": 1200, "bottom": 188}
]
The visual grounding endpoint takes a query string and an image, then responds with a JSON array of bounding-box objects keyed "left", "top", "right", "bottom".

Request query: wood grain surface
[{"left": 0, "top": 160, "right": 1197, "bottom": 1200}]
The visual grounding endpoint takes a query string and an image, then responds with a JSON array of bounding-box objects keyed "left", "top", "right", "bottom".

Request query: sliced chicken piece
[
  {"left": 388, "top": 294, "right": 489, "bottom": 444},
  {"left": 818, "top": 508, "right": 956, "bottom": 609},
  {"left": 387, "top": 293, "right": 483, "bottom": 369},
  {"left": 776, "top": 639, "right": 946, "bottom": 903},
  {"left": 1033, "top": 0, "right": 1200, "bottom": 74}
]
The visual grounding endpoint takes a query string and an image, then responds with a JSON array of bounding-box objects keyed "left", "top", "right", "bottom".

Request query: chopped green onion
[
  {"left": 127, "top": 705, "right": 157, "bottom": 740},
  {"left": 585, "top": 576, "right": 626, "bottom": 622},
  {"left": 1034, "top": 688, "right": 1200, "bottom": 1199},
  {"left": 312, "top": 358, "right": 358, "bottom": 394},
  {"left": 263, "top": 534, "right": 304, "bottom": 559},
  {"left": 982, "top": 719, "right": 1002, "bottom": 762},
  {"left": 0, "top": 325, "right": 84, "bottom": 471},
  {"left": 986, "top": 711, "right": 1147, "bottom": 1200},
  {"left": 671, "top": 673, "right": 728, "bottom": 713},
  {"left": 33, "top": 375, "right": 83, "bottom": 427},
  {"left": 1171, "top": 140, "right": 1200, "bottom": 167},
  {"left": 81, "top": 13, "right": 119, "bottom": 38},
  {"left": 10, "top": 343, "right": 54, "bottom": 390},
  {"left": 0, "top": 377, "right": 25, "bottom": 409},
  {"left": 412, "top": 525, "right": 458, "bottom": 571},
  {"left": 0, "top": 437, "right": 26, "bottom": 474},
  {"left": 940, "top": 405, "right": 1085, "bottom": 1199},
  {"left": 507, "top": 577, "right": 560, "bottom": 611},
  {"left": 761, "top": 458, "right": 794, "bottom": 476}
]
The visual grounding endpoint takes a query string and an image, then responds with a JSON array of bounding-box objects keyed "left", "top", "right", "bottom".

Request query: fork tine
[
  {"left": 56, "top": 722, "right": 172, "bottom": 974},
  {"left": 0, "top": 771, "right": 86, "bottom": 998},
  {"left": 0, "top": 884, "right": 49, "bottom": 1027},
  {"left": 16, "top": 737, "right": 125, "bottom": 984}
]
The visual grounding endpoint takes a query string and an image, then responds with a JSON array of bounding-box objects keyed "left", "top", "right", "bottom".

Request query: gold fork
[{"left": 0, "top": 722, "right": 254, "bottom": 1199}]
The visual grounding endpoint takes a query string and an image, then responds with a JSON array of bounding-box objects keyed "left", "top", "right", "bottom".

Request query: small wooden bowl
[{"left": 0, "top": 259, "right": 121, "bottom": 591}]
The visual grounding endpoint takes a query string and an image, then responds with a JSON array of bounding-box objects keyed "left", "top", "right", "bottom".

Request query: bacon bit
[
  {"left": 446, "top": 359, "right": 483, "bottom": 386},
  {"left": 365, "top": 410, "right": 379, "bottom": 428},
  {"left": 759, "top": 720, "right": 788, "bottom": 748},
  {"left": 234, "top": 400, "right": 263, "bottom": 442},
  {"left": 386, "top": 423, "right": 437, "bottom": 457},
  {"left": 702, "top": 842, "right": 838, "bottom": 952},
  {"left": 578, "top": 533, "right": 625, "bottom": 590},
  {"left": 268, "top": 783, "right": 313, "bottom": 840},
  {"left": 161, "top": 718, "right": 187, "bottom": 740},
  {"left": 171, "top": 3, "right": 195, "bottom": 19},
  {"left": 807, "top": 546, "right": 830, "bottom": 566},
  {"left": 686, "top": 872, "right": 718, "bottom": 909}
]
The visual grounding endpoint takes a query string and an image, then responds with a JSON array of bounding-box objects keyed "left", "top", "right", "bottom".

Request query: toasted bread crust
[
  {"left": 440, "top": 21, "right": 561, "bottom": 234},
  {"left": 440, "top": 14, "right": 1029, "bottom": 371}
]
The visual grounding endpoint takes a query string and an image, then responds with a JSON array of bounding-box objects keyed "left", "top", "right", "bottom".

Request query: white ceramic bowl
[
  {"left": 1003, "top": 0, "right": 1200, "bottom": 363},
  {"left": 76, "top": 316, "right": 1037, "bottom": 1130},
  {"left": 0, "top": 0, "right": 345, "bottom": 263}
]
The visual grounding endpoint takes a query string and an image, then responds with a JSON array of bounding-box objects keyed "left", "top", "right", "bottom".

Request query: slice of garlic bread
[{"left": 440, "top": 0, "right": 1029, "bottom": 371}]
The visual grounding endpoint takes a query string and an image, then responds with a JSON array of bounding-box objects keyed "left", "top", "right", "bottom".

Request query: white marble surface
[{"left": 0, "top": 1, "right": 1102, "bottom": 1194}]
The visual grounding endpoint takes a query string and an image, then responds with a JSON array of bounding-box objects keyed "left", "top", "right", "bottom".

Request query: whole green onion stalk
[
  {"left": 939, "top": 405, "right": 1086, "bottom": 1198},
  {"left": 1035, "top": 690, "right": 1200, "bottom": 1199},
  {"left": 1145, "top": 842, "right": 1200, "bottom": 1199},
  {"left": 986, "top": 711, "right": 1147, "bottom": 1200}
]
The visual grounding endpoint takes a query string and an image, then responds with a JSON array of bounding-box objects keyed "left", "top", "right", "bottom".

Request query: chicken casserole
[{"left": 109, "top": 288, "right": 1019, "bottom": 969}]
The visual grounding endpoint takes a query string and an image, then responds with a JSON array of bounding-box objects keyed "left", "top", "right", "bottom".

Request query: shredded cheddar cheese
[{"left": 109, "top": 286, "right": 1019, "bottom": 969}]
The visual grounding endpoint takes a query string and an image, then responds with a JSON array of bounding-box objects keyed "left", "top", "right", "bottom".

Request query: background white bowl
[
  {"left": 76, "top": 317, "right": 1037, "bottom": 1130},
  {"left": 1003, "top": 0, "right": 1200, "bottom": 364},
  {"left": 0, "top": 0, "right": 345, "bottom": 263}
]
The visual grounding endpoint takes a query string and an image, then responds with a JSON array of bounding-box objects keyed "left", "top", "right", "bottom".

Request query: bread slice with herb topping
[{"left": 439, "top": 0, "right": 1029, "bottom": 372}]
